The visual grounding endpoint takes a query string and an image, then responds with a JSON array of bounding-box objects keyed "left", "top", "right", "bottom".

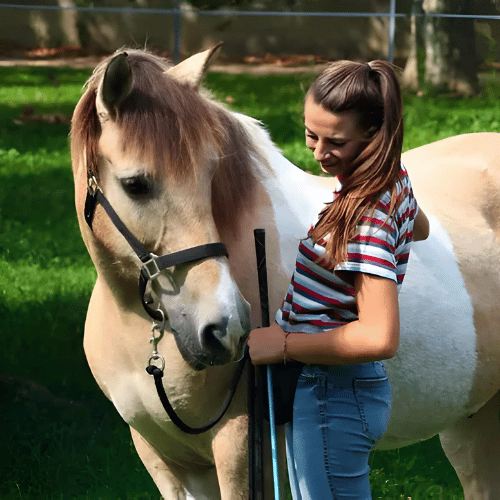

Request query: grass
[{"left": 2, "top": 63, "right": 500, "bottom": 499}]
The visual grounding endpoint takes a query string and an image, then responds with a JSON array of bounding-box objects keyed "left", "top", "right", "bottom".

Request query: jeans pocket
[
  {"left": 297, "top": 369, "right": 327, "bottom": 402},
  {"left": 353, "top": 376, "right": 391, "bottom": 443}
]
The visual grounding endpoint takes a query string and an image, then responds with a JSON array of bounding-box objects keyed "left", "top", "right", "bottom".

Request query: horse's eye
[{"left": 120, "top": 175, "right": 153, "bottom": 197}]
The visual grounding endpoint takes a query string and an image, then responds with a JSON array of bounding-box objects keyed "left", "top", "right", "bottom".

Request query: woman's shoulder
[
  {"left": 397, "top": 163, "right": 415, "bottom": 203},
  {"left": 372, "top": 163, "right": 415, "bottom": 226},
  {"left": 378, "top": 163, "right": 413, "bottom": 202},
  {"left": 398, "top": 162, "right": 412, "bottom": 188}
]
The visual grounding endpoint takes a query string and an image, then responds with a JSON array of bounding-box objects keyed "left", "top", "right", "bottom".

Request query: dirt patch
[
  {"left": 0, "top": 49, "right": 327, "bottom": 74},
  {"left": 0, "top": 55, "right": 107, "bottom": 69}
]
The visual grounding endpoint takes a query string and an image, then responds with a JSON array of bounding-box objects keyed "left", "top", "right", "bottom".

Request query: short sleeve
[{"left": 334, "top": 199, "right": 399, "bottom": 283}]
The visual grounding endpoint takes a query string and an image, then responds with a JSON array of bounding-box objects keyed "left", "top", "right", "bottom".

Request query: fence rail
[{"left": 2, "top": 2, "right": 500, "bottom": 64}]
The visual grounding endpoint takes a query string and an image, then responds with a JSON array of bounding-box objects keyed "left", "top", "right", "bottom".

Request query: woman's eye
[{"left": 120, "top": 176, "right": 154, "bottom": 197}]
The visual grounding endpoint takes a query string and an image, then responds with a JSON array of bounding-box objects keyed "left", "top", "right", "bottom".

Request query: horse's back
[
  {"left": 402, "top": 133, "right": 500, "bottom": 322},
  {"left": 403, "top": 133, "right": 500, "bottom": 240}
]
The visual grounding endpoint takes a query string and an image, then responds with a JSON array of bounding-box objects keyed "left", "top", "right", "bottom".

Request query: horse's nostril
[
  {"left": 204, "top": 323, "right": 225, "bottom": 341},
  {"left": 201, "top": 318, "right": 229, "bottom": 354}
]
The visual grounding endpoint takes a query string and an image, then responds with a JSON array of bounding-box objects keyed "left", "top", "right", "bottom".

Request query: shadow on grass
[
  {"left": 0, "top": 284, "right": 161, "bottom": 499},
  {"left": 0, "top": 66, "right": 92, "bottom": 88},
  {"left": 2, "top": 292, "right": 91, "bottom": 382},
  {"left": 0, "top": 374, "right": 160, "bottom": 500}
]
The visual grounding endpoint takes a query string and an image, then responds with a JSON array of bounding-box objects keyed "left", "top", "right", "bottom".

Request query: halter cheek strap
[{"left": 84, "top": 176, "right": 229, "bottom": 321}]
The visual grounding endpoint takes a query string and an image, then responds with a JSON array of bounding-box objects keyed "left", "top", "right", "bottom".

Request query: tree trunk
[
  {"left": 423, "top": 0, "right": 479, "bottom": 95},
  {"left": 402, "top": 0, "right": 426, "bottom": 92}
]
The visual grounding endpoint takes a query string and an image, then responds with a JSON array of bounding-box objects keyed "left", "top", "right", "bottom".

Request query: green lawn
[{"left": 2, "top": 64, "right": 500, "bottom": 499}]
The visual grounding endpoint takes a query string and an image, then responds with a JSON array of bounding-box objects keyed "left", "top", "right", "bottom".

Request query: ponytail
[{"left": 308, "top": 60, "right": 404, "bottom": 266}]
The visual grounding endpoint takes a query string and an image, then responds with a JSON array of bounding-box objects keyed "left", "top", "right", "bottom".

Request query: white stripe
[{"left": 379, "top": 216, "right": 477, "bottom": 447}]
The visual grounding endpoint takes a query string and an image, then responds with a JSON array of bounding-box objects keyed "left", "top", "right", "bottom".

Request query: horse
[{"left": 71, "top": 46, "right": 500, "bottom": 500}]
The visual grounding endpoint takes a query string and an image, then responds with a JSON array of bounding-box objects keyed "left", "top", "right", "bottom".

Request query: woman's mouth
[{"left": 320, "top": 161, "right": 336, "bottom": 168}]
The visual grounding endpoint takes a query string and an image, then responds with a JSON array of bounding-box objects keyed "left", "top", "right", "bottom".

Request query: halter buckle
[
  {"left": 142, "top": 255, "right": 161, "bottom": 281},
  {"left": 85, "top": 176, "right": 100, "bottom": 228},
  {"left": 88, "top": 175, "right": 98, "bottom": 195}
]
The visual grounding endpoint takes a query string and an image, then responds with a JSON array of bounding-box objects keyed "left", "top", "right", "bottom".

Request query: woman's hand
[{"left": 246, "top": 322, "right": 286, "bottom": 365}]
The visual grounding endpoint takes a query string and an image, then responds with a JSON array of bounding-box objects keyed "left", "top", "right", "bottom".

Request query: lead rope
[{"left": 145, "top": 307, "right": 248, "bottom": 435}]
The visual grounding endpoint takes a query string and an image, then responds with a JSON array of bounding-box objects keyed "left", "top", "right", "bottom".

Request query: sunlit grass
[{"left": 3, "top": 64, "right": 500, "bottom": 499}]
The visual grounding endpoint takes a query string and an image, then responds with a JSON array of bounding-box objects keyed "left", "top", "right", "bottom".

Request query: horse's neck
[
  {"left": 227, "top": 113, "right": 336, "bottom": 317},
  {"left": 240, "top": 112, "right": 336, "bottom": 240}
]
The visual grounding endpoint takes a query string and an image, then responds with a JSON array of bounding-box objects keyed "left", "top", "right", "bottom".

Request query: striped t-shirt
[{"left": 276, "top": 164, "right": 417, "bottom": 334}]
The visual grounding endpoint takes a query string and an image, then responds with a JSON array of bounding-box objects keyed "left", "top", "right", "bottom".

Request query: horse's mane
[{"left": 71, "top": 48, "right": 266, "bottom": 236}]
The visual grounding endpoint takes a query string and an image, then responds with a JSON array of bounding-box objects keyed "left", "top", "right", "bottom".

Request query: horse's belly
[{"left": 378, "top": 216, "right": 478, "bottom": 449}]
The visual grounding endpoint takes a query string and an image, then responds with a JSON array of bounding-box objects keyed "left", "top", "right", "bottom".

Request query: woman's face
[{"left": 304, "top": 96, "right": 370, "bottom": 178}]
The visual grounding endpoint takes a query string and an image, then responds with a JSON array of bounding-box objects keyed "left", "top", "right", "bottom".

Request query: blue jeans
[{"left": 286, "top": 362, "right": 391, "bottom": 499}]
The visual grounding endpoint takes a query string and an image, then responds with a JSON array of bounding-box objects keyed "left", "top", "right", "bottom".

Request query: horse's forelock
[
  {"left": 118, "top": 52, "right": 224, "bottom": 180},
  {"left": 71, "top": 49, "right": 263, "bottom": 237}
]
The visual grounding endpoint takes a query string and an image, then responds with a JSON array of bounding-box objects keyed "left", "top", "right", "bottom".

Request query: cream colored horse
[{"left": 71, "top": 46, "right": 500, "bottom": 500}]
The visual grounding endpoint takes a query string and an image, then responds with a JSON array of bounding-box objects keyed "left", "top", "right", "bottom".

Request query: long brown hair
[{"left": 307, "top": 60, "right": 404, "bottom": 266}]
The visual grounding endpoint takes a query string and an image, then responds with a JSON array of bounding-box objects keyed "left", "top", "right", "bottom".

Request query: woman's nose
[{"left": 313, "top": 141, "right": 331, "bottom": 161}]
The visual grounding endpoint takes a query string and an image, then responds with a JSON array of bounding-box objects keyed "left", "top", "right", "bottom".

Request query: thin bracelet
[{"left": 283, "top": 331, "right": 291, "bottom": 364}]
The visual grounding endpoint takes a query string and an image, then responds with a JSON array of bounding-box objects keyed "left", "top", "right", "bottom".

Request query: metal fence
[{"left": 2, "top": 1, "right": 500, "bottom": 64}]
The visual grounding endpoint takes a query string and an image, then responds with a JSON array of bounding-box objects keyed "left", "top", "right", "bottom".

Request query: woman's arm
[
  {"left": 285, "top": 273, "right": 399, "bottom": 365},
  {"left": 247, "top": 272, "right": 400, "bottom": 366},
  {"left": 413, "top": 206, "right": 430, "bottom": 242}
]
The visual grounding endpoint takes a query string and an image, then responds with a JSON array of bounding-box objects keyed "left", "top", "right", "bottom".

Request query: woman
[{"left": 247, "top": 60, "right": 429, "bottom": 499}]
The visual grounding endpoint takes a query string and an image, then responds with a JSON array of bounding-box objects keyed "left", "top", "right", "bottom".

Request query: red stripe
[
  {"left": 293, "top": 281, "right": 345, "bottom": 307},
  {"left": 299, "top": 242, "right": 335, "bottom": 271},
  {"left": 346, "top": 252, "right": 396, "bottom": 270},
  {"left": 376, "top": 198, "right": 391, "bottom": 212},
  {"left": 360, "top": 216, "right": 395, "bottom": 233},
  {"left": 309, "top": 319, "right": 347, "bottom": 327},
  {"left": 352, "top": 234, "right": 396, "bottom": 253},
  {"left": 292, "top": 299, "right": 354, "bottom": 317},
  {"left": 296, "top": 261, "right": 354, "bottom": 294}
]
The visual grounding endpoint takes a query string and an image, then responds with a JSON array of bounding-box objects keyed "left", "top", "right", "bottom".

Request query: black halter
[{"left": 84, "top": 176, "right": 247, "bottom": 434}]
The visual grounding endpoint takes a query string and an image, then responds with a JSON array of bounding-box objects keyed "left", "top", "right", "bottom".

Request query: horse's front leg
[
  {"left": 130, "top": 427, "right": 188, "bottom": 499},
  {"left": 131, "top": 426, "right": 222, "bottom": 500},
  {"left": 212, "top": 415, "right": 249, "bottom": 500},
  {"left": 213, "top": 415, "right": 288, "bottom": 500}
]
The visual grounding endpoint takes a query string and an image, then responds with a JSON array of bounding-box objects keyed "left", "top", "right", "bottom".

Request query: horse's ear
[
  {"left": 165, "top": 42, "right": 223, "bottom": 90},
  {"left": 96, "top": 52, "right": 132, "bottom": 120}
]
